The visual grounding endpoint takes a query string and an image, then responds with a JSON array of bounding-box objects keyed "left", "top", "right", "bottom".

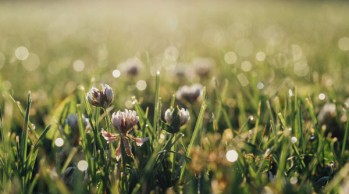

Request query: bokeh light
[
  {"left": 15, "top": 46, "right": 29, "bottom": 61},
  {"left": 224, "top": 51, "right": 238, "bottom": 65},
  {"left": 256, "top": 51, "right": 266, "bottom": 62},
  {"left": 73, "top": 59, "right": 85, "bottom": 72},
  {"left": 241, "top": 61, "right": 252, "bottom": 72},
  {"left": 54, "top": 137, "right": 64, "bottom": 147},
  {"left": 226, "top": 149, "right": 238, "bottom": 163},
  {"left": 338, "top": 37, "right": 349, "bottom": 51},
  {"left": 112, "top": 69, "right": 121, "bottom": 78},
  {"left": 318, "top": 93, "right": 326, "bottom": 101},
  {"left": 77, "top": 160, "right": 88, "bottom": 171},
  {"left": 136, "top": 80, "right": 147, "bottom": 91},
  {"left": 22, "top": 53, "right": 40, "bottom": 71}
]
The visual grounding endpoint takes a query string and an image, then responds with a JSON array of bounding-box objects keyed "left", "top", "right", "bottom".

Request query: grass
[{"left": 1, "top": 1, "right": 349, "bottom": 193}]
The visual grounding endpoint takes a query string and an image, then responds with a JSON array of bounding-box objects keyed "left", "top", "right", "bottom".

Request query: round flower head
[
  {"left": 66, "top": 114, "right": 79, "bottom": 129},
  {"left": 176, "top": 84, "right": 202, "bottom": 103},
  {"left": 86, "top": 84, "right": 114, "bottom": 108},
  {"left": 111, "top": 109, "right": 139, "bottom": 134},
  {"left": 192, "top": 57, "right": 214, "bottom": 78},
  {"left": 66, "top": 113, "right": 91, "bottom": 131},
  {"left": 105, "top": 109, "right": 146, "bottom": 160},
  {"left": 118, "top": 57, "right": 143, "bottom": 77},
  {"left": 164, "top": 107, "right": 190, "bottom": 133}
]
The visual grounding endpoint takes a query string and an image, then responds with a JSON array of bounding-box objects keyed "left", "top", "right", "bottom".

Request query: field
[{"left": 1, "top": 1, "right": 349, "bottom": 193}]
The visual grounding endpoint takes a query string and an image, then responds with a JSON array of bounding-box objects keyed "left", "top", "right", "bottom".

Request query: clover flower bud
[
  {"left": 66, "top": 114, "right": 79, "bottom": 129},
  {"left": 66, "top": 113, "right": 91, "bottom": 131},
  {"left": 118, "top": 57, "right": 143, "bottom": 77},
  {"left": 192, "top": 57, "right": 214, "bottom": 78},
  {"left": 86, "top": 84, "right": 114, "bottom": 108},
  {"left": 164, "top": 107, "right": 190, "bottom": 133},
  {"left": 176, "top": 84, "right": 202, "bottom": 103}
]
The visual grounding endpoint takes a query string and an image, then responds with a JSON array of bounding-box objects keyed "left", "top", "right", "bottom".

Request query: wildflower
[
  {"left": 192, "top": 57, "right": 214, "bottom": 78},
  {"left": 317, "top": 103, "right": 342, "bottom": 138},
  {"left": 118, "top": 57, "right": 143, "bottom": 77},
  {"left": 174, "top": 65, "right": 188, "bottom": 80},
  {"left": 86, "top": 84, "right": 114, "bottom": 108},
  {"left": 164, "top": 107, "right": 190, "bottom": 133},
  {"left": 102, "top": 109, "right": 148, "bottom": 160},
  {"left": 176, "top": 84, "right": 202, "bottom": 103},
  {"left": 66, "top": 113, "right": 91, "bottom": 131},
  {"left": 111, "top": 109, "right": 139, "bottom": 134},
  {"left": 66, "top": 113, "right": 91, "bottom": 145}
]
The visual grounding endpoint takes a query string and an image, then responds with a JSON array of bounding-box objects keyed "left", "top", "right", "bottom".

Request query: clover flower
[
  {"left": 164, "top": 107, "right": 190, "bottom": 133},
  {"left": 165, "top": 107, "right": 190, "bottom": 126},
  {"left": 176, "top": 84, "right": 202, "bottom": 103},
  {"left": 192, "top": 57, "right": 214, "bottom": 78},
  {"left": 118, "top": 57, "right": 143, "bottom": 77},
  {"left": 111, "top": 109, "right": 139, "bottom": 135},
  {"left": 102, "top": 109, "right": 147, "bottom": 160},
  {"left": 318, "top": 103, "right": 342, "bottom": 138},
  {"left": 86, "top": 84, "right": 114, "bottom": 108},
  {"left": 66, "top": 113, "right": 91, "bottom": 131},
  {"left": 65, "top": 113, "right": 91, "bottom": 145}
]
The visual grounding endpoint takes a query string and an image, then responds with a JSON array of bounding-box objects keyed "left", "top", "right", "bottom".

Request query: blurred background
[{"left": 1, "top": 0, "right": 349, "bottom": 124}]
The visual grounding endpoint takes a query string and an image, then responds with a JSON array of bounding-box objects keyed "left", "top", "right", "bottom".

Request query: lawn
[{"left": 1, "top": 1, "right": 349, "bottom": 193}]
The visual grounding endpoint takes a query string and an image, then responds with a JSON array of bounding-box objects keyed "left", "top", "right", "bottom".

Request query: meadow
[{"left": 1, "top": 1, "right": 349, "bottom": 193}]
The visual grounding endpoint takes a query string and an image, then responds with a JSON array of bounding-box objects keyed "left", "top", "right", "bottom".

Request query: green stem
[{"left": 179, "top": 88, "right": 207, "bottom": 183}]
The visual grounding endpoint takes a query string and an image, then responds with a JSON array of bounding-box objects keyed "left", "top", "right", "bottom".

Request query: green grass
[{"left": 1, "top": 1, "right": 349, "bottom": 193}]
